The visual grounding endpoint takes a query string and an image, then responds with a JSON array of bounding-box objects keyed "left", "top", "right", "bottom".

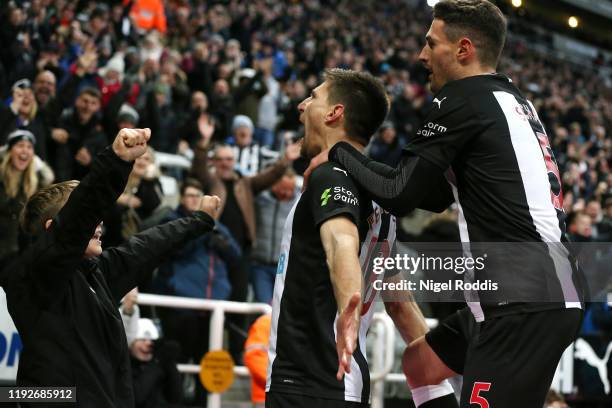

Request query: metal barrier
[
  {"left": 137, "top": 293, "right": 397, "bottom": 408},
  {"left": 138, "top": 294, "right": 575, "bottom": 406},
  {"left": 137, "top": 293, "right": 271, "bottom": 408}
]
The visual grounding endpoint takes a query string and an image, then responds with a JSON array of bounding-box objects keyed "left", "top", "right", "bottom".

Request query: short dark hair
[
  {"left": 78, "top": 86, "right": 102, "bottom": 100},
  {"left": 180, "top": 178, "right": 204, "bottom": 196},
  {"left": 433, "top": 0, "right": 507, "bottom": 68},
  {"left": 324, "top": 68, "right": 390, "bottom": 145},
  {"left": 20, "top": 180, "right": 79, "bottom": 236}
]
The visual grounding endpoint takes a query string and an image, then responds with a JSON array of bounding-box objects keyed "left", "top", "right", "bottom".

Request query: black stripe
[{"left": 353, "top": 337, "right": 370, "bottom": 403}]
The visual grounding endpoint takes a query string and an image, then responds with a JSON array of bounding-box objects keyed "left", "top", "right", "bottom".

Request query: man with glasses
[{"left": 153, "top": 177, "right": 240, "bottom": 406}]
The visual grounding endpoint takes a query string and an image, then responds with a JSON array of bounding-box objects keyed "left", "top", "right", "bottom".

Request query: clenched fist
[
  {"left": 199, "top": 195, "right": 221, "bottom": 219},
  {"left": 112, "top": 128, "right": 151, "bottom": 162}
]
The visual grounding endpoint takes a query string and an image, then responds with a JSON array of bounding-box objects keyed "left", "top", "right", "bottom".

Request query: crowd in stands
[{"left": 0, "top": 0, "right": 611, "bottom": 406}]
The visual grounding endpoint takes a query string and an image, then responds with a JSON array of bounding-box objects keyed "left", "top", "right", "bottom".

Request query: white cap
[{"left": 135, "top": 318, "right": 159, "bottom": 341}]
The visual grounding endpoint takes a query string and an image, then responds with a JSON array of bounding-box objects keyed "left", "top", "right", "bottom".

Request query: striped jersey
[
  {"left": 266, "top": 162, "right": 396, "bottom": 403},
  {"left": 405, "top": 73, "right": 583, "bottom": 321}
]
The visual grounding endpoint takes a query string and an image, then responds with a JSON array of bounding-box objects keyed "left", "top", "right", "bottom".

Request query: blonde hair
[{"left": 0, "top": 151, "right": 38, "bottom": 199}]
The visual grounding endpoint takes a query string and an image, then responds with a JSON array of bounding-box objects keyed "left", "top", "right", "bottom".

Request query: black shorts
[
  {"left": 425, "top": 307, "right": 582, "bottom": 408},
  {"left": 266, "top": 392, "right": 369, "bottom": 408}
]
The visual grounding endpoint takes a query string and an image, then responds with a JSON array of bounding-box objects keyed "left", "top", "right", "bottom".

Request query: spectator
[
  {"left": 567, "top": 211, "right": 593, "bottom": 242},
  {"left": 190, "top": 136, "right": 300, "bottom": 363},
  {"left": 0, "top": 128, "right": 219, "bottom": 407},
  {"left": 234, "top": 67, "right": 268, "bottom": 125},
  {"left": 130, "top": 318, "right": 182, "bottom": 408},
  {"left": 154, "top": 177, "right": 239, "bottom": 405},
  {"left": 255, "top": 57, "right": 281, "bottom": 147},
  {"left": 178, "top": 90, "right": 220, "bottom": 154},
  {"left": 104, "top": 146, "right": 164, "bottom": 247},
  {"left": 32, "top": 71, "right": 57, "bottom": 110},
  {"left": 0, "top": 79, "right": 50, "bottom": 161},
  {"left": 250, "top": 169, "right": 300, "bottom": 304},
  {"left": 52, "top": 86, "right": 107, "bottom": 181},
  {"left": 227, "top": 114, "right": 279, "bottom": 176},
  {"left": 141, "top": 81, "right": 180, "bottom": 153},
  {"left": 598, "top": 197, "right": 612, "bottom": 241},
  {"left": 244, "top": 313, "right": 271, "bottom": 408},
  {"left": 125, "top": 0, "right": 167, "bottom": 35},
  {"left": 367, "top": 121, "right": 406, "bottom": 168},
  {"left": 209, "top": 79, "right": 235, "bottom": 143},
  {"left": 0, "top": 130, "right": 53, "bottom": 270}
]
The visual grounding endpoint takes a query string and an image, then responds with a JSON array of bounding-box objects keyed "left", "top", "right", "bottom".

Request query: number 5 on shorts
[{"left": 470, "top": 382, "right": 491, "bottom": 408}]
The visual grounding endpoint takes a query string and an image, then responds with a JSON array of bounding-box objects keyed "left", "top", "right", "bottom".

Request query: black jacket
[{"left": 0, "top": 147, "right": 215, "bottom": 407}]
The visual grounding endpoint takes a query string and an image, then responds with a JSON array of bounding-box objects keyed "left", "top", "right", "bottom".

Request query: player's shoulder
[
  {"left": 309, "top": 161, "right": 363, "bottom": 204},
  {"left": 441, "top": 73, "right": 516, "bottom": 98},
  {"left": 310, "top": 161, "right": 354, "bottom": 183}
]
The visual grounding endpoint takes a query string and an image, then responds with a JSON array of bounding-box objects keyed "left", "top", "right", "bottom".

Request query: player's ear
[
  {"left": 456, "top": 37, "right": 475, "bottom": 63},
  {"left": 44, "top": 219, "right": 53, "bottom": 230},
  {"left": 325, "top": 104, "right": 344, "bottom": 125}
]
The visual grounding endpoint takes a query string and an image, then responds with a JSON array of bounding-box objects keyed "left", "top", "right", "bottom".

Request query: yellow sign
[{"left": 199, "top": 350, "right": 235, "bottom": 393}]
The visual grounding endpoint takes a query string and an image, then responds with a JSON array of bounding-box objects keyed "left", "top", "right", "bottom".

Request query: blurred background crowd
[{"left": 0, "top": 0, "right": 611, "bottom": 406}]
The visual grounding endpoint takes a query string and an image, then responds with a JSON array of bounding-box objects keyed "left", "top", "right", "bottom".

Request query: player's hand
[
  {"left": 335, "top": 292, "right": 361, "bottom": 381},
  {"left": 198, "top": 195, "right": 221, "bottom": 219},
  {"left": 302, "top": 147, "right": 330, "bottom": 192},
  {"left": 113, "top": 128, "right": 151, "bottom": 162}
]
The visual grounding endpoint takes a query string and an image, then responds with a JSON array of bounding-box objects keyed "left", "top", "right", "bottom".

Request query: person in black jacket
[{"left": 0, "top": 127, "right": 220, "bottom": 407}]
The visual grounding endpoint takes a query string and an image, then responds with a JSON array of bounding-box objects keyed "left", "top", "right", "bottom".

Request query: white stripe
[
  {"left": 494, "top": 92, "right": 580, "bottom": 309},
  {"left": 266, "top": 198, "right": 300, "bottom": 391},
  {"left": 449, "top": 182, "right": 485, "bottom": 322},
  {"left": 336, "top": 313, "right": 364, "bottom": 402},
  {"left": 493, "top": 92, "right": 562, "bottom": 242}
]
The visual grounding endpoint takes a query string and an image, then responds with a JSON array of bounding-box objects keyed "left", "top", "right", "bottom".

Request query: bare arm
[
  {"left": 383, "top": 273, "right": 429, "bottom": 344},
  {"left": 320, "top": 215, "right": 362, "bottom": 380}
]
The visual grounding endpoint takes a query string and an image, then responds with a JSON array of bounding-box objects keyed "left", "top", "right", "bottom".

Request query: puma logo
[
  {"left": 433, "top": 97, "right": 447, "bottom": 109},
  {"left": 574, "top": 338, "right": 612, "bottom": 394},
  {"left": 333, "top": 167, "right": 348, "bottom": 176}
]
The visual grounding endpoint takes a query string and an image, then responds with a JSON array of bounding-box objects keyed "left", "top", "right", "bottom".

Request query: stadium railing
[{"left": 137, "top": 293, "right": 398, "bottom": 408}]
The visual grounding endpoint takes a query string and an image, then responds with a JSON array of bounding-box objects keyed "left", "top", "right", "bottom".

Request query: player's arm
[
  {"left": 324, "top": 94, "right": 477, "bottom": 217},
  {"left": 328, "top": 146, "right": 452, "bottom": 217},
  {"left": 321, "top": 216, "right": 362, "bottom": 317},
  {"left": 320, "top": 215, "right": 362, "bottom": 380},
  {"left": 383, "top": 272, "right": 429, "bottom": 344}
]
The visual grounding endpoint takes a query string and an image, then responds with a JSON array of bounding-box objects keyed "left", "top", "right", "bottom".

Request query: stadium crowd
[{"left": 0, "top": 0, "right": 611, "bottom": 406}]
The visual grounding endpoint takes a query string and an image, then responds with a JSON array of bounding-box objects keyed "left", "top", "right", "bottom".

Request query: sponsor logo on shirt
[
  {"left": 332, "top": 186, "right": 358, "bottom": 206},
  {"left": 321, "top": 188, "right": 332, "bottom": 206},
  {"left": 416, "top": 122, "right": 448, "bottom": 137},
  {"left": 322, "top": 187, "right": 359, "bottom": 206}
]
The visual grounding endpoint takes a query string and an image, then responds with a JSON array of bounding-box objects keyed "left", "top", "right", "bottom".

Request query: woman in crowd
[{"left": 0, "top": 130, "right": 54, "bottom": 269}]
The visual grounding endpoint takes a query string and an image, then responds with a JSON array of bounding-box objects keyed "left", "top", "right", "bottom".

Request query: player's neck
[
  {"left": 455, "top": 64, "right": 496, "bottom": 81},
  {"left": 325, "top": 133, "right": 364, "bottom": 152}
]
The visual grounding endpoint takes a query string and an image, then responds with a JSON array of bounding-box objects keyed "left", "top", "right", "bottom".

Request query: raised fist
[
  {"left": 112, "top": 128, "right": 151, "bottom": 162},
  {"left": 198, "top": 195, "right": 221, "bottom": 219}
]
